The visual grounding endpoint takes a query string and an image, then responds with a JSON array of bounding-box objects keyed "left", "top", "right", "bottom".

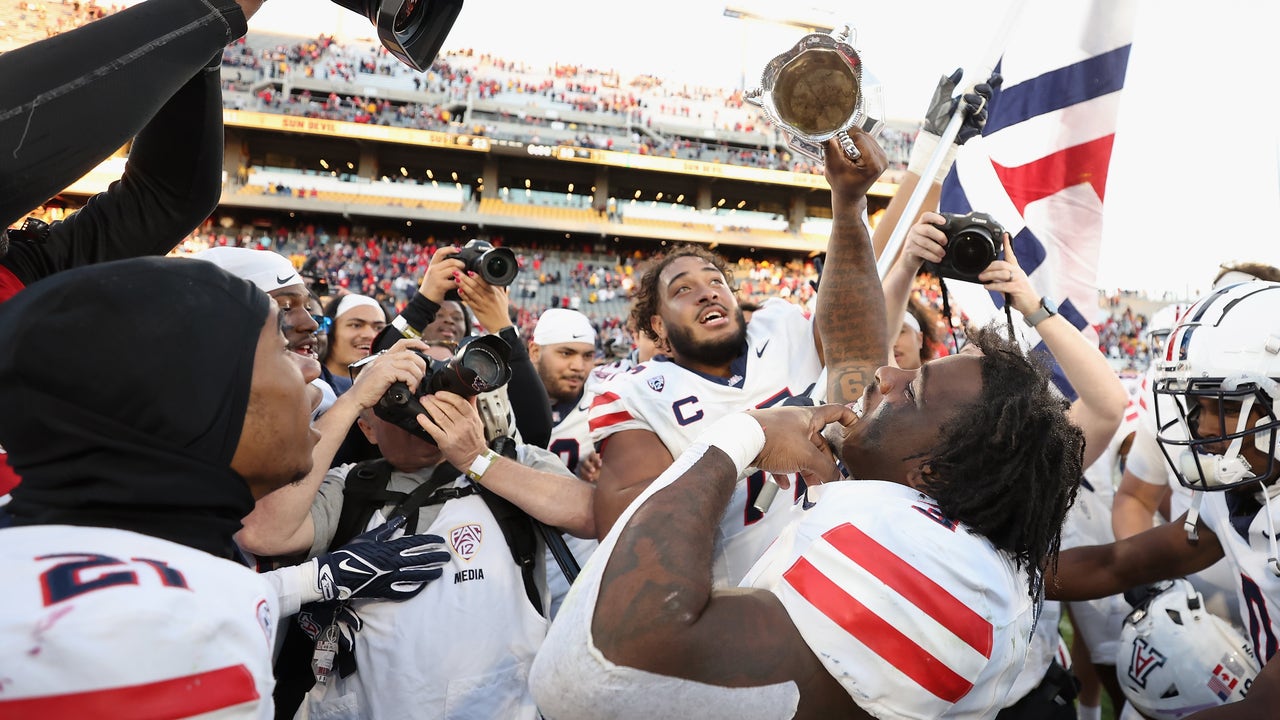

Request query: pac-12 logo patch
[
  {"left": 1127, "top": 637, "right": 1167, "bottom": 688},
  {"left": 256, "top": 598, "right": 273, "bottom": 647},
  {"left": 647, "top": 376, "right": 665, "bottom": 392},
  {"left": 450, "top": 524, "right": 483, "bottom": 560}
]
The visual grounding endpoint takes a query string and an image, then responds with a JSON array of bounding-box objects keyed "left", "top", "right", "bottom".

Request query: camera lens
[
  {"left": 479, "top": 248, "right": 518, "bottom": 286},
  {"left": 461, "top": 346, "right": 502, "bottom": 387},
  {"left": 950, "top": 230, "right": 997, "bottom": 275}
]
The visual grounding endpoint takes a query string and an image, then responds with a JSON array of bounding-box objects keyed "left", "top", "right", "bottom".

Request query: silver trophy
[{"left": 745, "top": 25, "right": 883, "bottom": 163}]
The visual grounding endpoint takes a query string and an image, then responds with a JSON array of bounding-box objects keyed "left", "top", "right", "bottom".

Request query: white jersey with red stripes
[
  {"left": 741, "top": 480, "right": 1035, "bottom": 718},
  {"left": 0, "top": 524, "right": 276, "bottom": 718},
  {"left": 588, "top": 299, "right": 823, "bottom": 584}
]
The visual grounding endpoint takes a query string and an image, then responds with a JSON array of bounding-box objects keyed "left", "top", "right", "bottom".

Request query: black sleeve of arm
[
  {"left": 371, "top": 293, "right": 440, "bottom": 353},
  {"left": 3, "top": 52, "right": 228, "bottom": 285},
  {"left": 0, "top": 0, "right": 246, "bottom": 226},
  {"left": 500, "top": 326, "right": 553, "bottom": 449}
]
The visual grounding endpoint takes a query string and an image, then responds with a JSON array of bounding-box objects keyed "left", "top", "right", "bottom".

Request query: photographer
[
  {"left": 1, "top": 0, "right": 266, "bottom": 303},
  {"left": 373, "top": 243, "right": 554, "bottom": 448},
  {"left": 237, "top": 367, "right": 593, "bottom": 717}
]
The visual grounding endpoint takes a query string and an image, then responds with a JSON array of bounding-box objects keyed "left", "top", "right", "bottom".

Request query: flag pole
[{"left": 874, "top": 0, "right": 1028, "bottom": 279}]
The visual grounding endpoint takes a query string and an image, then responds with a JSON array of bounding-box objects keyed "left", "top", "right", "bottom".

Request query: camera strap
[{"left": 936, "top": 277, "right": 1016, "bottom": 351}]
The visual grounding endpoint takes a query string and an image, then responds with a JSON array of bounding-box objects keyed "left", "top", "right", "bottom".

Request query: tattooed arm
[
  {"left": 590, "top": 406, "right": 867, "bottom": 720},
  {"left": 815, "top": 130, "right": 890, "bottom": 405}
]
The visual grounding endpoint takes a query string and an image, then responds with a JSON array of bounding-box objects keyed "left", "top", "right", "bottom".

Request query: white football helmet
[
  {"left": 1153, "top": 281, "right": 1280, "bottom": 492},
  {"left": 1117, "top": 579, "right": 1260, "bottom": 719}
]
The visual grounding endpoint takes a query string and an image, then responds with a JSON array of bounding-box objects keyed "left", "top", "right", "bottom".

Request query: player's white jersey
[
  {"left": 589, "top": 299, "right": 823, "bottom": 584},
  {"left": 548, "top": 393, "right": 594, "bottom": 477},
  {"left": 546, "top": 390, "right": 600, "bottom": 618},
  {"left": 742, "top": 480, "right": 1034, "bottom": 718},
  {"left": 0, "top": 525, "right": 277, "bottom": 718},
  {"left": 307, "top": 470, "right": 547, "bottom": 720},
  {"left": 747, "top": 476, "right": 1034, "bottom": 712},
  {"left": 1059, "top": 476, "right": 1129, "bottom": 665},
  {"left": 1198, "top": 489, "right": 1280, "bottom": 664}
]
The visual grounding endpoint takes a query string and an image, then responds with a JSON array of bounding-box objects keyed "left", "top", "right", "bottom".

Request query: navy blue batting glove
[{"left": 311, "top": 516, "right": 451, "bottom": 601}]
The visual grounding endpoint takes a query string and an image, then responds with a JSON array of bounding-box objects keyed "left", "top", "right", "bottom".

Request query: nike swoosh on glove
[{"left": 312, "top": 516, "right": 451, "bottom": 601}]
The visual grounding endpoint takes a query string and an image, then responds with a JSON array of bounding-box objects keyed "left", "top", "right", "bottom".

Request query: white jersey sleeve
[
  {"left": 1126, "top": 368, "right": 1179, "bottom": 486},
  {"left": 742, "top": 481, "right": 1034, "bottom": 719},
  {"left": 0, "top": 525, "right": 276, "bottom": 718}
]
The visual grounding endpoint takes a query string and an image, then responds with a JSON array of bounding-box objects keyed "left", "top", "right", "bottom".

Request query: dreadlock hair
[
  {"left": 628, "top": 244, "right": 736, "bottom": 342},
  {"left": 917, "top": 324, "right": 1083, "bottom": 598}
]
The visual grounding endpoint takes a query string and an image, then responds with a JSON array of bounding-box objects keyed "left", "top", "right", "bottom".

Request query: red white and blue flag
[{"left": 940, "top": 0, "right": 1136, "bottom": 399}]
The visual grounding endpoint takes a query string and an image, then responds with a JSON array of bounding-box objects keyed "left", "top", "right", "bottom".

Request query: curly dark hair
[
  {"left": 917, "top": 325, "right": 1083, "bottom": 598},
  {"left": 628, "top": 244, "right": 736, "bottom": 342}
]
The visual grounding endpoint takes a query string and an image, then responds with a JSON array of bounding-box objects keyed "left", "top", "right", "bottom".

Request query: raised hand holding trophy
[{"left": 745, "top": 25, "right": 884, "bottom": 163}]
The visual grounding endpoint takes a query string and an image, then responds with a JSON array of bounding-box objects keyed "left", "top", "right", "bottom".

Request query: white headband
[
  {"left": 192, "top": 246, "right": 301, "bottom": 293},
  {"left": 335, "top": 294, "right": 382, "bottom": 319},
  {"left": 901, "top": 312, "right": 921, "bottom": 333}
]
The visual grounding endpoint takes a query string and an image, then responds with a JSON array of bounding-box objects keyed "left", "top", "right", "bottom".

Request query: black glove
[
  {"left": 298, "top": 601, "right": 364, "bottom": 680},
  {"left": 298, "top": 601, "right": 363, "bottom": 652},
  {"left": 921, "top": 68, "right": 1003, "bottom": 145},
  {"left": 311, "top": 516, "right": 451, "bottom": 602}
]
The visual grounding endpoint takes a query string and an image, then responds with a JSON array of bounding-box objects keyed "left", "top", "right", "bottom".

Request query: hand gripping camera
[
  {"left": 370, "top": 335, "right": 512, "bottom": 444},
  {"left": 453, "top": 239, "right": 518, "bottom": 287},
  {"left": 922, "top": 211, "right": 1005, "bottom": 283},
  {"left": 330, "top": 0, "right": 464, "bottom": 73}
]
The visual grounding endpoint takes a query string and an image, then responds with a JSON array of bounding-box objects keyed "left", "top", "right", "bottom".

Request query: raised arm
[
  {"left": 816, "top": 131, "right": 889, "bottom": 404},
  {"left": 455, "top": 270, "right": 554, "bottom": 448},
  {"left": 879, "top": 211, "right": 947, "bottom": 357},
  {"left": 979, "top": 234, "right": 1128, "bottom": 467},
  {"left": 0, "top": 0, "right": 261, "bottom": 227}
]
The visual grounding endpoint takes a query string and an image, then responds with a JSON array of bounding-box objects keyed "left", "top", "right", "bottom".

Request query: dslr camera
[
  {"left": 922, "top": 211, "right": 1005, "bottom": 283},
  {"left": 361, "top": 334, "right": 512, "bottom": 444},
  {"left": 454, "top": 239, "right": 518, "bottom": 287}
]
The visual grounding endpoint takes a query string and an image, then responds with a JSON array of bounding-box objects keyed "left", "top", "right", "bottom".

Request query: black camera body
[
  {"left": 923, "top": 211, "right": 1005, "bottom": 283},
  {"left": 372, "top": 334, "right": 513, "bottom": 444},
  {"left": 454, "top": 239, "right": 518, "bottom": 287}
]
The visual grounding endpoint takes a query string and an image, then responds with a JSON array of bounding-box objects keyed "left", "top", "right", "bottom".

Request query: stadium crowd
[
  {"left": 5, "top": 2, "right": 1280, "bottom": 720},
  {"left": 218, "top": 32, "right": 916, "bottom": 173}
]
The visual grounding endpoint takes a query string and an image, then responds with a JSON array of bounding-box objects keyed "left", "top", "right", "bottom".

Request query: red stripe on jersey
[
  {"left": 0, "top": 664, "right": 260, "bottom": 719},
  {"left": 784, "top": 557, "right": 975, "bottom": 702},
  {"left": 823, "top": 523, "right": 993, "bottom": 657},
  {"left": 591, "top": 392, "right": 621, "bottom": 408},
  {"left": 588, "top": 410, "right": 634, "bottom": 432}
]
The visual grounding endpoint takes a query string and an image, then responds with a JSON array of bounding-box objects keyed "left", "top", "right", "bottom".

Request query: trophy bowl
[{"left": 745, "top": 26, "right": 883, "bottom": 163}]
